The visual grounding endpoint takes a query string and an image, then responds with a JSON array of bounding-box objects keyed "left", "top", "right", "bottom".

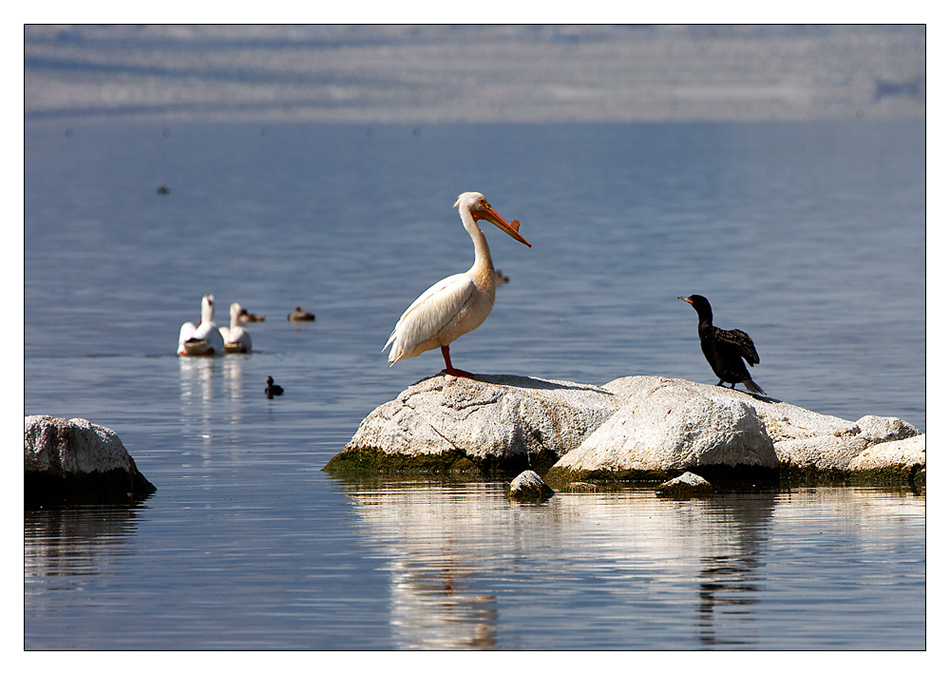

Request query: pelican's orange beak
[{"left": 475, "top": 202, "right": 531, "bottom": 247}]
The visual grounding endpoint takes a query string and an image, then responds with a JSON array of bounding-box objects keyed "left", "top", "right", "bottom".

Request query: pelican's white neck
[
  {"left": 459, "top": 204, "right": 493, "bottom": 273},
  {"left": 200, "top": 295, "right": 215, "bottom": 324}
]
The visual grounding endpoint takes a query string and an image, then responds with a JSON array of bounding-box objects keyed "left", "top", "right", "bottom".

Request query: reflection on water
[
  {"left": 361, "top": 483, "right": 505, "bottom": 649},
  {"left": 23, "top": 480, "right": 923, "bottom": 649},
  {"left": 389, "top": 545, "right": 500, "bottom": 649},
  {"left": 340, "top": 484, "right": 922, "bottom": 649},
  {"left": 694, "top": 498, "right": 770, "bottom": 647},
  {"left": 178, "top": 355, "right": 251, "bottom": 452},
  {"left": 25, "top": 506, "right": 144, "bottom": 604},
  {"left": 178, "top": 357, "right": 216, "bottom": 450}
]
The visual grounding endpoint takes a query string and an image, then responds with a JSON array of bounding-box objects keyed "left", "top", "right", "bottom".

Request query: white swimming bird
[
  {"left": 178, "top": 294, "right": 225, "bottom": 356},
  {"left": 219, "top": 302, "right": 253, "bottom": 354},
  {"left": 384, "top": 191, "right": 531, "bottom": 377}
]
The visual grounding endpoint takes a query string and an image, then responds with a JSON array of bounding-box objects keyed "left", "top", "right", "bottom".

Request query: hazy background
[{"left": 25, "top": 24, "right": 924, "bottom": 124}]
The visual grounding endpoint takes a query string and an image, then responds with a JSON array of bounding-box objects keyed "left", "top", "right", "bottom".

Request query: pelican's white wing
[
  {"left": 224, "top": 325, "right": 253, "bottom": 353},
  {"left": 178, "top": 321, "right": 197, "bottom": 353},
  {"left": 192, "top": 320, "right": 225, "bottom": 354},
  {"left": 385, "top": 272, "right": 476, "bottom": 364}
]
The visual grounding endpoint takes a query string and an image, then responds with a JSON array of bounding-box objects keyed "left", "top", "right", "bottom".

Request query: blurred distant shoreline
[{"left": 25, "top": 24, "right": 925, "bottom": 124}]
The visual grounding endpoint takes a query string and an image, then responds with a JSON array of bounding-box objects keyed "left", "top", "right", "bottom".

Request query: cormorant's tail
[{"left": 743, "top": 379, "right": 766, "bottom": 395}]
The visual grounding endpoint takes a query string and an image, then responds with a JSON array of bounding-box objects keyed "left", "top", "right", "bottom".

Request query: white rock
[
  {"left": 655, "top": 471, "right": 714, "bottom": 497},
  {"left": 25, "top": 415, "right": 155, "bottom": 503},
  {"left": 507, "top": 469, "right": 555, "bottom": 501},
  {"left": 26, "top": 415, "right": 131, "bottom": 473},
  {"left": 594, "top": 377, "right": 921, "bottom": 475},
  {"left": 605, "top": 375, "right": 856, "bottom": 439},
  {"left": 848, "top": 433, "right": 926, "bottom": 472},
  {"left": 332, "top": 373, "right": 922, "bottom": 485},
  {"left": 341, "top": 374, "right": 618, "bottom": 465},
  {"left": 553, "top": 377, "right": 777, "bottom": 476},
  {"left": 774, "top": 414, "right": 920, "bottom": 472}
]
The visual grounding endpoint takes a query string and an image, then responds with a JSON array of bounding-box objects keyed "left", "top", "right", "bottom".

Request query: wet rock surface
[
  {"left": 507, "top": 470, "right": 555, "bottom": 502},
  {"left": 654, "top": 471, "right": 714, "bottom": 498}
]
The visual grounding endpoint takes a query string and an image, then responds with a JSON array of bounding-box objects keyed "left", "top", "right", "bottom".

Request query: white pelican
[
  {"left": 384, "top": 191, "right": 531, "bottom": 377},
  {"left": 178, "top": 294, "right": 225, "bottom": 356},
  {"left": 220, "top": 303, "right": 253, "bottom": 354}
]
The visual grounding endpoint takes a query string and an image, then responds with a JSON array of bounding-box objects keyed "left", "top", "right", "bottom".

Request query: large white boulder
[
  {"left": 328, "top": 373, "right": 923, "bottom": 487},
  {"left": 549, "top": 377, "right": 778, "bottom": 483},
  {"left": 328, "top": 373, "right": 618, "bottom": 474},
  {"left": 550, "top": 376, "right": 922, "bottom": 484},
  {"left": 25, "top": 415, "right": 156, "bottom": 505}
]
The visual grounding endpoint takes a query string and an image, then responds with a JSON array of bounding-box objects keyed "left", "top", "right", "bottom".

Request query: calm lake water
[{"left": 24, "top": 120, "right": 925, "bottom": 649}]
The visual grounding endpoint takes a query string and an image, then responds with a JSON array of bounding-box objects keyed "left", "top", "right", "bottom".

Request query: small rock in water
[
  {"left": 507, "top": 469, "right": 555, "bottom": 502},
  {"left": 655, "top": 471, "right": 714, "bottom": 498}
]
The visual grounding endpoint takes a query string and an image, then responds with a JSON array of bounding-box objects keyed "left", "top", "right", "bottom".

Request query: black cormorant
[{"left": 679, "top": 294, "right": 766, "bottom": 395}]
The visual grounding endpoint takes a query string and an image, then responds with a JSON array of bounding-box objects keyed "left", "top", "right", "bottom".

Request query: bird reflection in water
[{"left": 389, "top": 549, "right": 499, "bottom": 649}]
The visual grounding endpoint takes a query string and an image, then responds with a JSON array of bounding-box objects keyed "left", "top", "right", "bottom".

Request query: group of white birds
[
  {"left": 177, "top": 192, "right": 530, "bottom": 377},
  {"left": 177, "top": 295, "right": 253, "bottom": 356}
]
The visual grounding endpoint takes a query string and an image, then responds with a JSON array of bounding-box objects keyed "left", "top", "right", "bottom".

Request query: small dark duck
[
  {"left": 288, "top": 306, "right": 315, "bottom": 322},
  {"left": 265, "top": 376, "right": 284, "bottom": 399}
]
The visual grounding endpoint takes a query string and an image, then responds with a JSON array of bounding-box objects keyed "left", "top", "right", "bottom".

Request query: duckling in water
[
  {"left": 238, "top": 307, "right": 265, "bottom": 323},
  {"left": 265, "top": 376, "right": 284, "bottom": 399},
  {"left": 288, "top": 306, "right": 315, "bottom": 322}
]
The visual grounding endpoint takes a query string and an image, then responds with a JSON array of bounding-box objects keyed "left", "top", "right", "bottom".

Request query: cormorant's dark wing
[{"left": 715, "top": 328, "right": 760, "bottom": 366}]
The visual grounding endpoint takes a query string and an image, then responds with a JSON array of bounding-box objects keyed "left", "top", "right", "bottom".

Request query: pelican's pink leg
[{"left": 440, "top": 345, "right": 473, "bottom": 378}]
